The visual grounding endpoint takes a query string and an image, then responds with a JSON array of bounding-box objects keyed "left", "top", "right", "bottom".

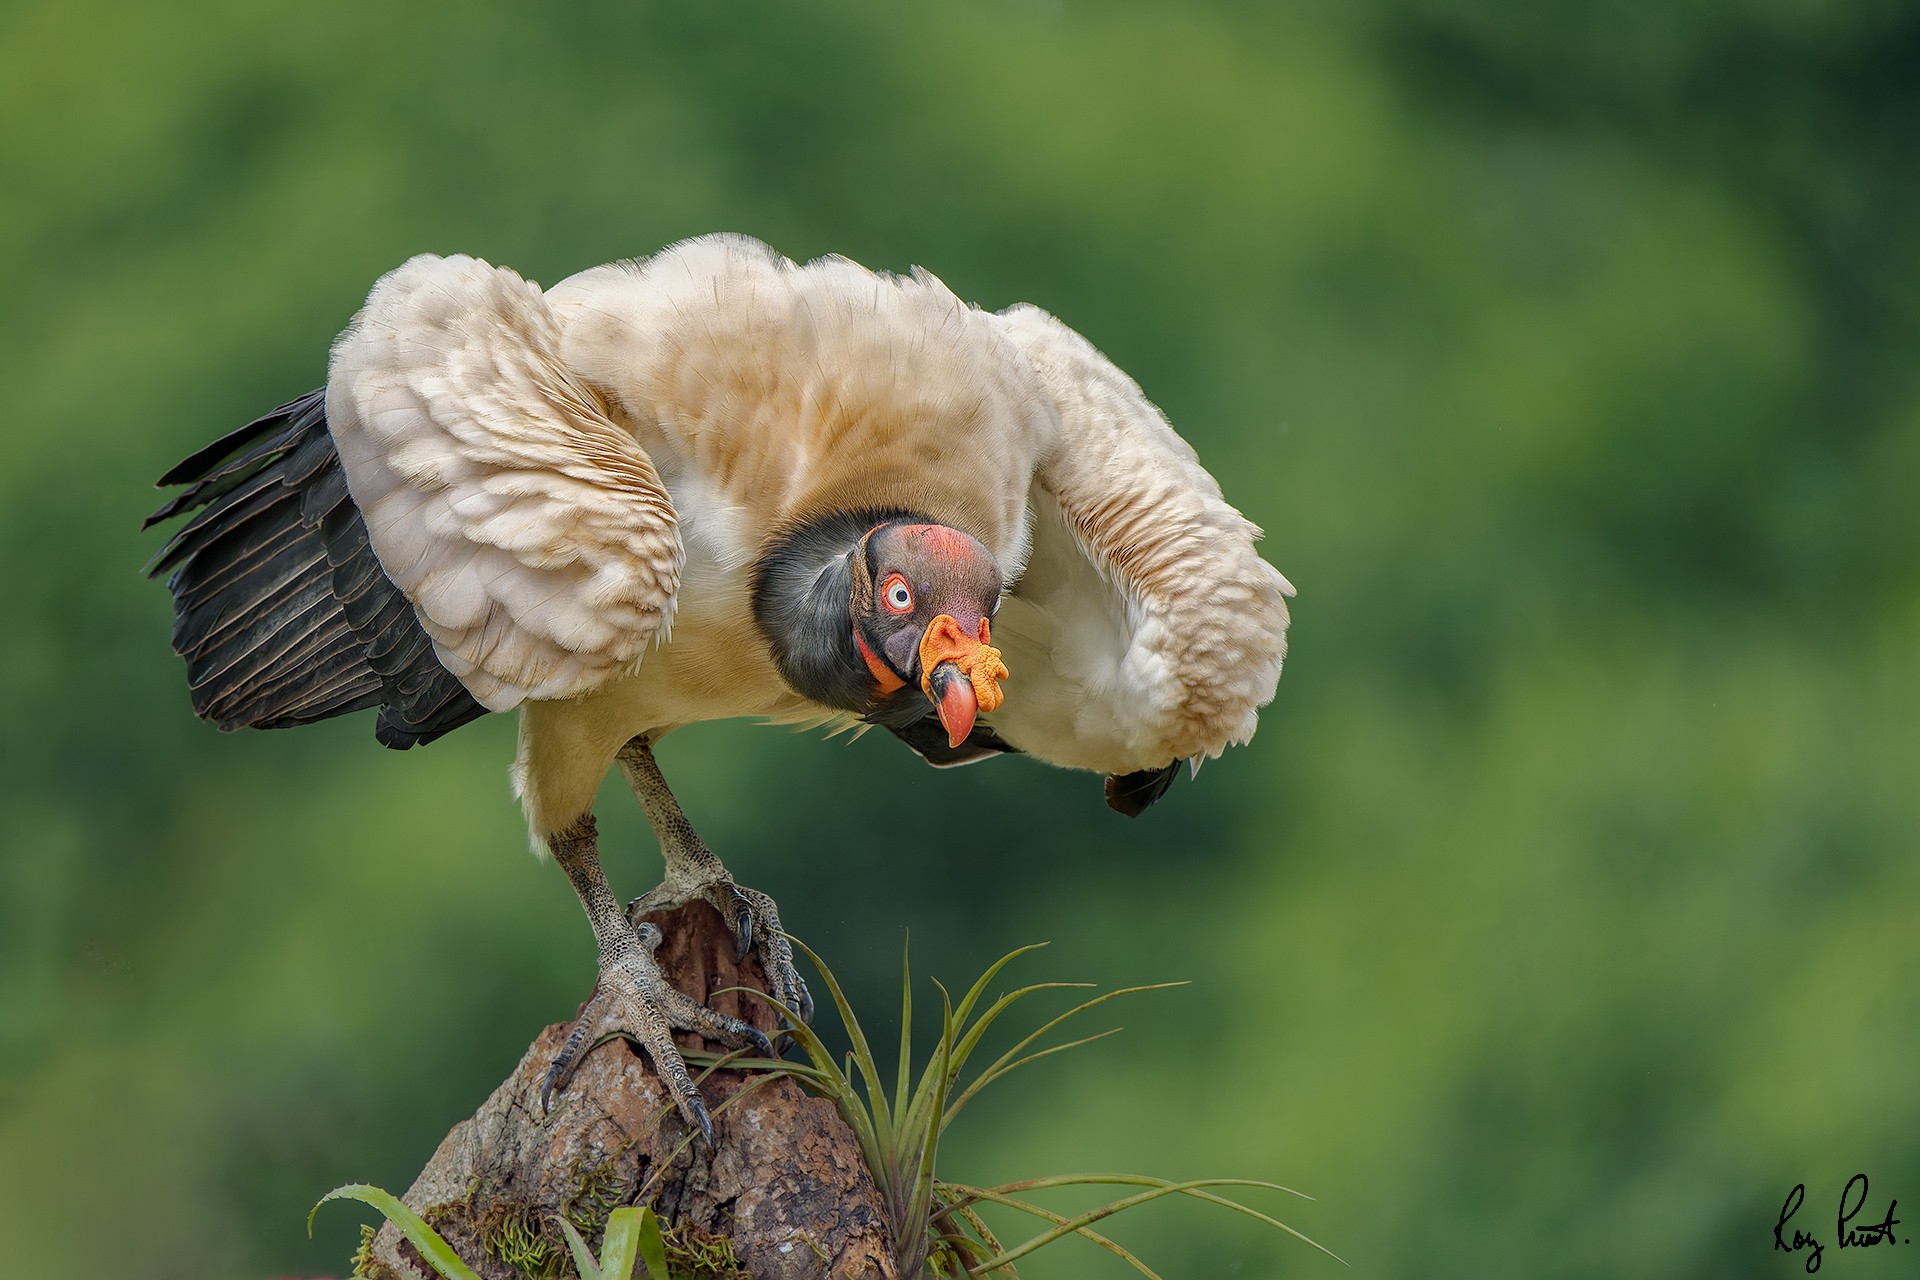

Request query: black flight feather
[
  {"left": 1103, "top": 762, "right": 1180, "bottom": 817},
  {"left": 146, "top": 389, "right": 487, "bottom": 749},
  {"left": 884, "top": 716, "right": 1020, "bottom": 768}
]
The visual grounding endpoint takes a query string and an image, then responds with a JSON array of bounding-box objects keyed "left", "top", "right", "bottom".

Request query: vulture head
[
  {"left": 852, "top": 521, "right": 1007, "bottom": 747},
  {"left": 752, "top": 513, "right": 1008, "bottom": 746}
]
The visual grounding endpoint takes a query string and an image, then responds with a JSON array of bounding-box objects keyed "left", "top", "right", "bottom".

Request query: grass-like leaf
[
  {"left": 309, "top": 1184, "right": 481, "bottom": 1280},
  {"left": 635, "top": 1204, "right": 671, "bottom": 1280},
  {"left": 944, "top": 981, "right": 1183, "bottom": 1129},
  {"left": 597, "top": 1205, "right": 643, "bottom": 1279},
  {"left": 946, "top": 1175, "right": 1343, "bottom": 1270},
  {"left": 556, "top": 1216, "right": 604, "bottom": 1279},
  {"left": 554, "top": 1204, "right": 669, "bottom": 1279},
  {"left": 746, "top": 935, "right": 1337, "bottom": 1277},
  {"left": 609, "top": 1203, "right": 673, "bottom": 1280},
  {"left": 938, "top": 1185, "right": 1159, "bottom": 1279}
]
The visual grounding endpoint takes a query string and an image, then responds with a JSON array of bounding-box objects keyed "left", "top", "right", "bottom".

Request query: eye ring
[{"left": 881, "top": 574, "right": 914, "bottom": 614}]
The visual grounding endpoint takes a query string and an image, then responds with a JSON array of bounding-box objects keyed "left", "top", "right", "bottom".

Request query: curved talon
[
  {"left": 722, "top": 884, "right": 810, "bottom": 1026},
  {"left": 721, "top": 883, "right": 755, "bottom": 960},
  {"left": 543, "top": 1008, "right": 725, "bottom": 1145},
  {"left": 624, "top": 889, "right": 666, "bottom": 930},
  {"left": 540, "top": 924, "right": 773, "bottom": 1145},
  {"left": 763, "top": 936, "right": 807, "bottom": 1021},
  {"left": 625, "top": 875, "right": 812, "bottom": 1029},
  {"left": 541, "top": 1013, "right": 591, "bottom": 1113},
  {"left": 793, "top": 970, "right": 816, "bottom": 1025}
]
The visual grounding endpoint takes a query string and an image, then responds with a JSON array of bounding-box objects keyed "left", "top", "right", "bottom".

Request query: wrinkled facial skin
[{"left": 855, "top": 522, "right": 1003, "bottom": 686}]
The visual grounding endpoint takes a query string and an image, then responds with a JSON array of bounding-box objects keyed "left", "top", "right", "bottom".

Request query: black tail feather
[{"left": 147, "top": 390, "right": 488, "bottom": 749}]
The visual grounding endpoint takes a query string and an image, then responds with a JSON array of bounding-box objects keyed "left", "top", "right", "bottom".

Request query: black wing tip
[
  {"left": 151, "top": 389, "right": 329, "bottom": 490},
  {"left": 1103, "top": 762, "right": 1180, "bottom": 817},
  {"left": 375, "top": 699, "right": 490, "bottom": 749},
  {"left": 884, "top": 714, "right": 1021, "bottom": 768}
]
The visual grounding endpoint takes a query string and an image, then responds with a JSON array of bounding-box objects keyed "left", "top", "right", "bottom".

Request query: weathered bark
[{"left": 360, "top": 902, "right": 894, "bottom": 1280}]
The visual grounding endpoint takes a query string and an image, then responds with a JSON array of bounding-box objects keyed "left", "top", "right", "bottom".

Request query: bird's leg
[
  {"left": 617, "top": 738, "right": 814, "bottom": 1023},
  {"left": 540, "top": 811, "right": 773, "bottom": 1145}
]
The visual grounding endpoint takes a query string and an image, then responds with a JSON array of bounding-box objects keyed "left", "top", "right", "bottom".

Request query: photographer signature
[{"left": 1774, "top": 1174, "right": 1904, "bottom": 1273}]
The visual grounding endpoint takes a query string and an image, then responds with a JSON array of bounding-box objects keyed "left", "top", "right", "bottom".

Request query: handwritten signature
[{"left": 1774, "top": 1175, "right": 1904, "bottom": 1272}]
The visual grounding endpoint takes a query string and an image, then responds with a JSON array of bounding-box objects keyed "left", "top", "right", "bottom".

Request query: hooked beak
[
  {"left": 927, "top": 663, "right": 978, "bottom": 749},
  {"left": 919, "top": 615, "right": 1009, "bottom": 748}
]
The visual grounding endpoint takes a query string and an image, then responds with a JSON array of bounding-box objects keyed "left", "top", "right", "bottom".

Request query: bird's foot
[
  {"left": 539, "top": 920, "right": 773, "bottom": 1145},
  {"left": 627, "top": 876, "right": 814, "bottom": 1024}
]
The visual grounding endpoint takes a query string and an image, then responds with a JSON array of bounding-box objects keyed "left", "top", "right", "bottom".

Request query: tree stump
[{"left": 359, "top": 901, "right": 895, "bottom": 1280}]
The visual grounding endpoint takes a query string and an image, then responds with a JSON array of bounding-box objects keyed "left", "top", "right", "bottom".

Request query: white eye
[{"left": 883, "top": 575, "right": 913, "bottom": 613}]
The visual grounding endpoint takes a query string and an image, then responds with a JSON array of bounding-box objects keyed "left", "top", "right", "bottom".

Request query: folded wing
[
  {"left": 986, "top": 305, "right": 1294, "bottom": 795},
  {"left": 326, "top": 255, "right": 683, "bottom": 711}
]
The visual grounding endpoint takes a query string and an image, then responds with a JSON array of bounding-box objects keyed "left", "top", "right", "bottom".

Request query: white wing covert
[
  {"left": 987, "top": 304, "right": 1293, "bottom": 776},
  {"left": 326, "top": 255, "right": 682, "bottom": 712}
]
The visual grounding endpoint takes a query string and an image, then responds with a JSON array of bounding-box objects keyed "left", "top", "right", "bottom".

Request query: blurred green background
[{"left": 3, "top": 1, "right": 1916, "bottom": 1276}]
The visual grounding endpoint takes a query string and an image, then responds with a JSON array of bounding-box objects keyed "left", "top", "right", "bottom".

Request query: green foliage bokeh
[{"left": 2, "top": 1, "right": 1915, "bottom": 1276}]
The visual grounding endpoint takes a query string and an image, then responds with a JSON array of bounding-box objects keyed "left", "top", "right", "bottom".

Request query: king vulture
[{"left": 147, "top": 235, "right": 1294, "bottom": 1142}]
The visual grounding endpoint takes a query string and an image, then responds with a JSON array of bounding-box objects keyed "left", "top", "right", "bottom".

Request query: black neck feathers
[{"left": 751, "top": 508, "right": 917, "bottom": 715}]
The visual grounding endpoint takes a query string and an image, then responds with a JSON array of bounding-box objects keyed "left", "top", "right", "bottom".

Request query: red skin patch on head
[{"left": 895, "top": 523, "right": 977, "bottom": 559}]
